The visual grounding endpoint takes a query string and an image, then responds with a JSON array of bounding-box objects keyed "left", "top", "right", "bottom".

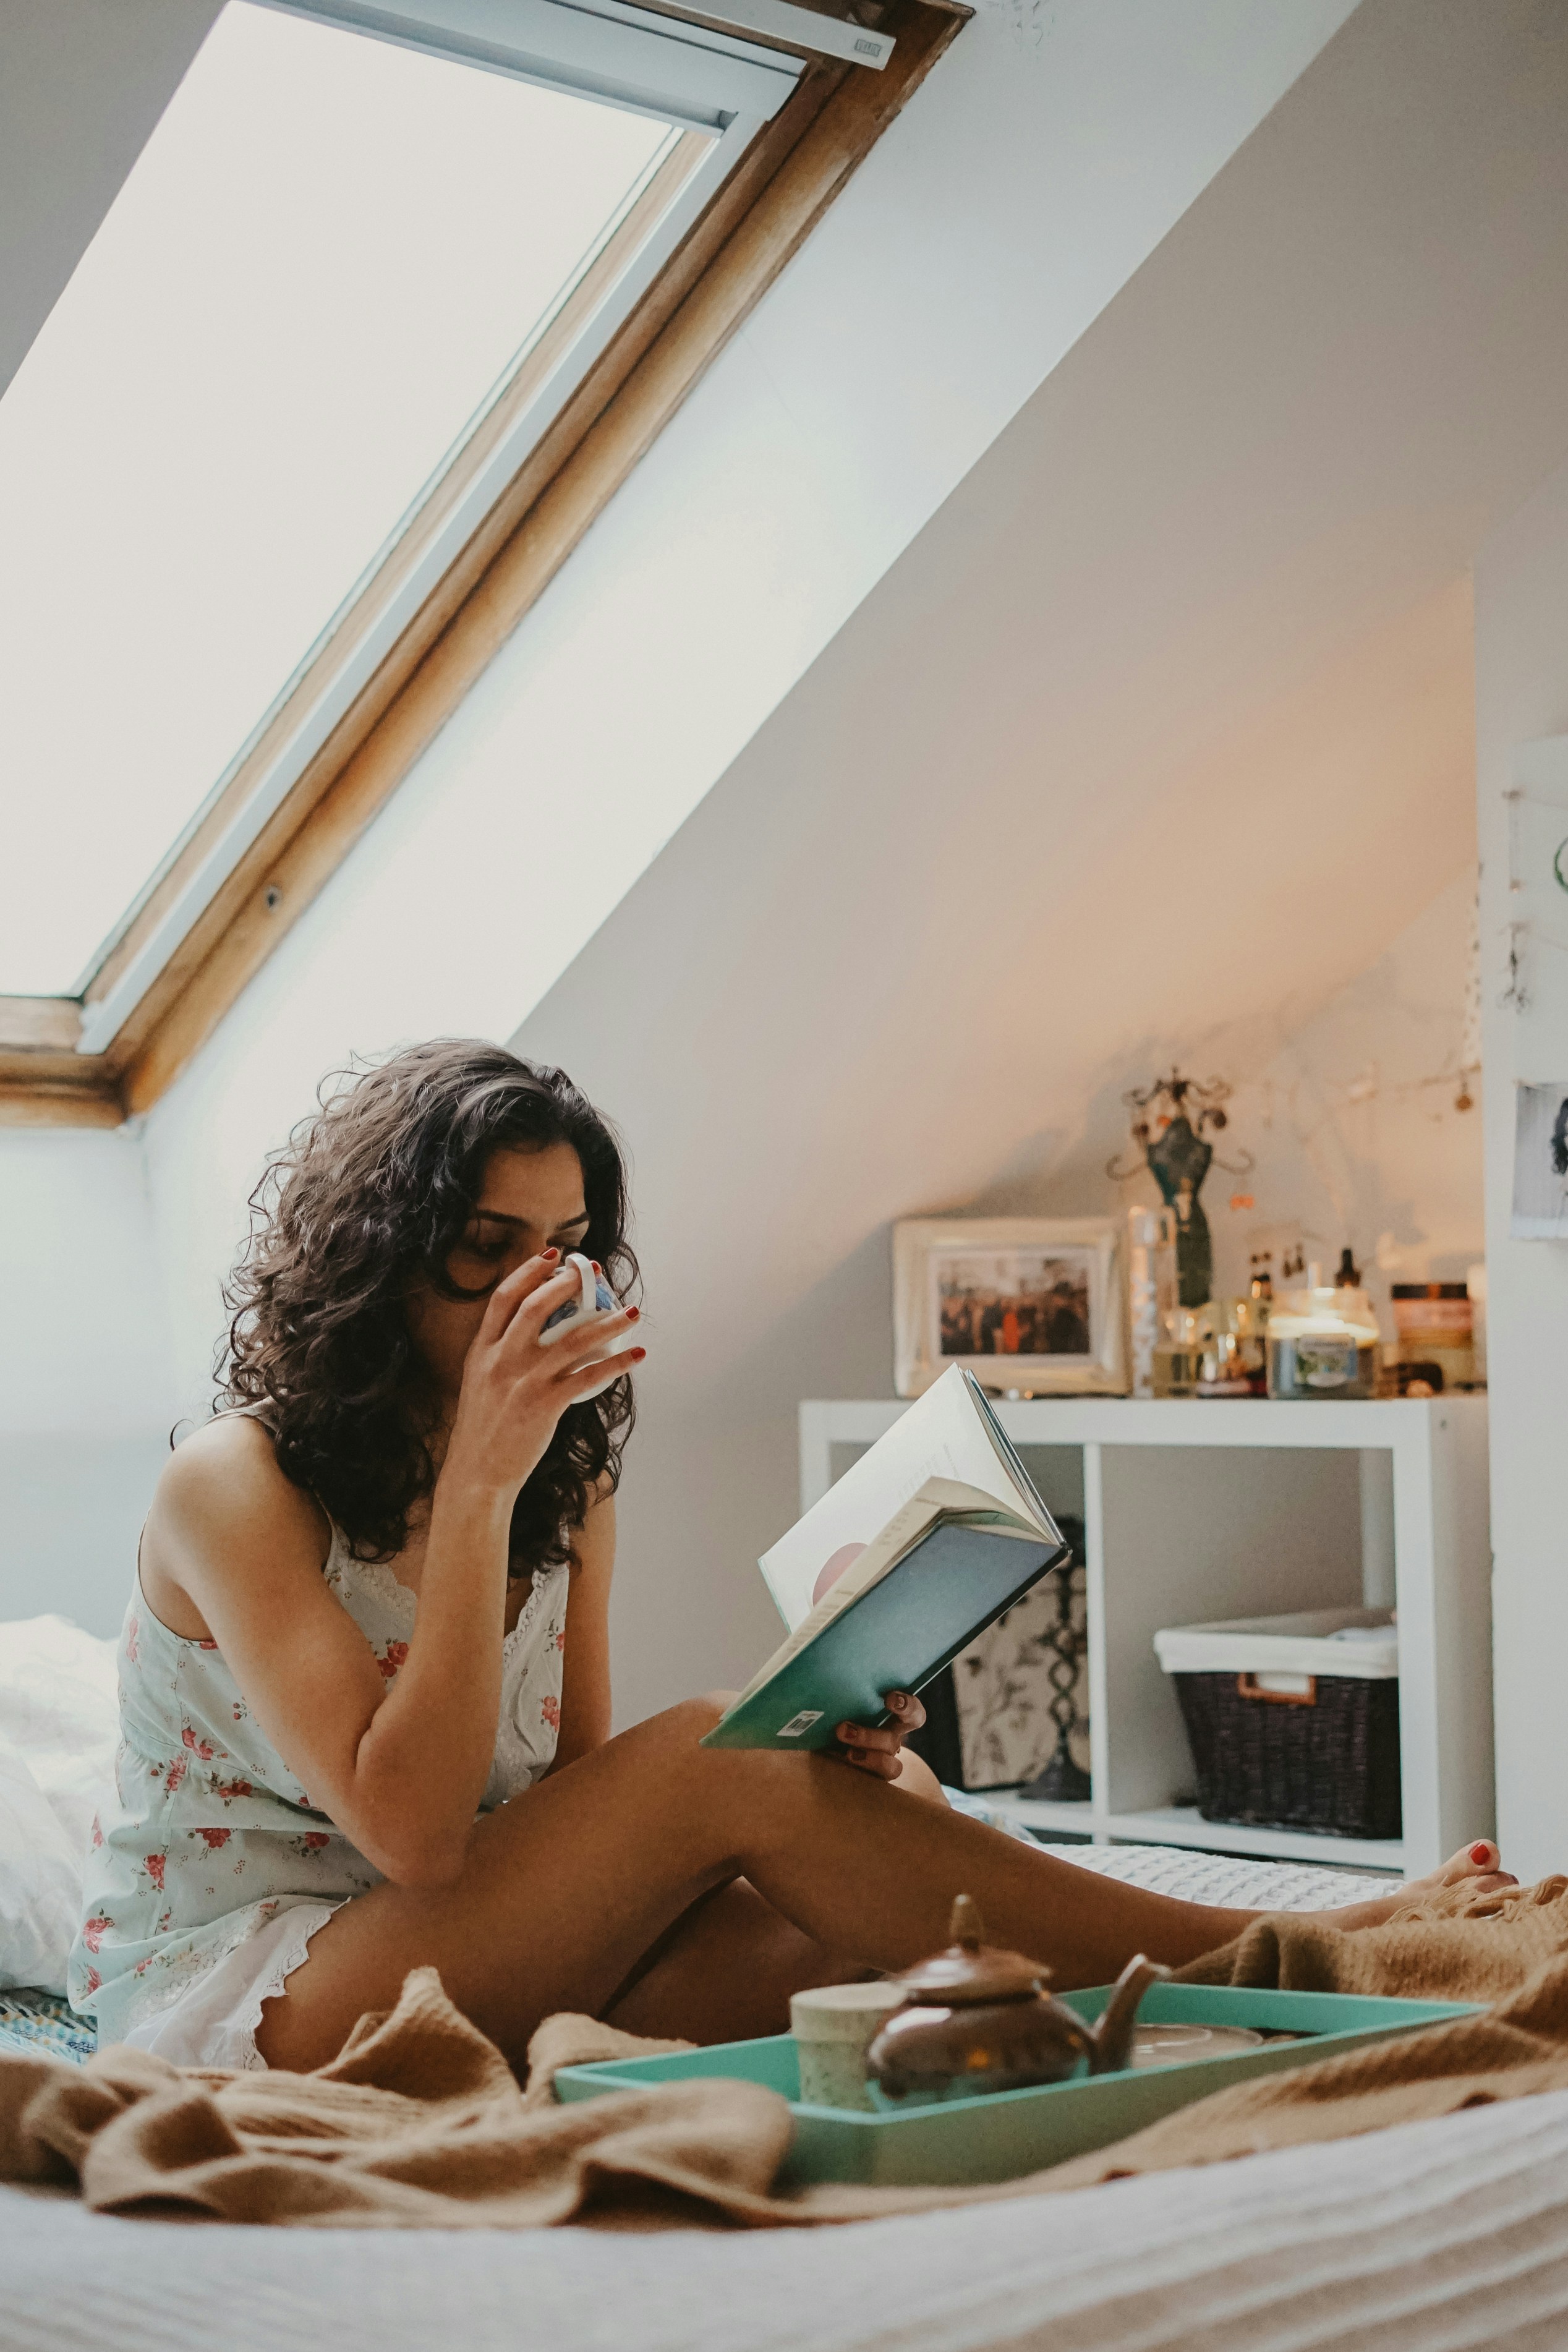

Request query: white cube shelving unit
[{"left": 799, "top": 1395, "right": 1493, "bottom": 1878}]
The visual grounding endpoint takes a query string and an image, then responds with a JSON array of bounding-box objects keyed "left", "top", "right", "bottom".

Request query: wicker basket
[
  {"left": 1156, "top": 1610, "right": 1401, "bottom": 1841},
  {"left": 1170, "top": 1671, "right": 1401, "bottom": 1838}
]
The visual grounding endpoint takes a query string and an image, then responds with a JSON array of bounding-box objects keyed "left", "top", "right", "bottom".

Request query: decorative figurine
[
  {"left": 1108, "top": 1070, "right": 1253, "bottom": 1308},
  {"left": 867, "top": 1895, "right": 1169, "bottom": 2099}
]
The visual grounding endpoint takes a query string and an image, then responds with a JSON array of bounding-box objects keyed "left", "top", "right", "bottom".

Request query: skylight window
[{"left": 0, "top": 1, "right": 699, "bottom": 995}]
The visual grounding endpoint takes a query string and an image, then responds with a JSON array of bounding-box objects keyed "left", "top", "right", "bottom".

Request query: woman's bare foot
[{"left": 1318, "top": 1840, "right": 1518, "bottom": 1932}]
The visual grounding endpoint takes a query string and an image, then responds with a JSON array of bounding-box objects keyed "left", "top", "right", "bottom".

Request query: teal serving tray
[{"left": 556, "top": 1982, "right": 1480, "bottom": 2187}]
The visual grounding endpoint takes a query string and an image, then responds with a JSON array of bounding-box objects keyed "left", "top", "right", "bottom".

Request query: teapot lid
[{"left": 895, "top": 1894, "right": 1051, "bottom": 2006}]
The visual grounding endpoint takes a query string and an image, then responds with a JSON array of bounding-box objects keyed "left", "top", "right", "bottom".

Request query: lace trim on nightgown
[
  {"left": 226, "top": 1903, "right": 339, "bottom": 2073},
  {"left": 325, "top": 1542, "right": 552, "bottom": 1661},
  {"left": 108, "top": 1911, "right": 268, "bottom": 2032}
]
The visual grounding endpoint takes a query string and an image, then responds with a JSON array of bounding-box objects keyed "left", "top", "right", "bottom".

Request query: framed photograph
[{"left": 893, "top": 1217, "right": 1127, "bottom": 1399}]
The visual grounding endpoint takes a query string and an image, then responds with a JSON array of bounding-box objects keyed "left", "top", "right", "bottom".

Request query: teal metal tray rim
[
  {"left": 557, "top": 1983, "right": 1482, "bottom": 2124},
  {"left": 556, "top": 1984, "right": 1485, "bottom": 2187}
]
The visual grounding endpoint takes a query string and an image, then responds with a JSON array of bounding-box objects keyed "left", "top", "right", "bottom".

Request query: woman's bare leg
[
  {"left": 599, "top": 1877, "right": 864, "bottom": 2042},
  {"left": 256, "top": 1695, "right": 1240, "bottom": 2068},
  {"left": 257, "top": 1695, "right": 1510, "bottom": 2071},
  {"left": 604, "top": 1768, "right": 947, "bottom": 2040},
  {"left": 588, "top": 1823, "right": 1517, "bottom": 2043}
]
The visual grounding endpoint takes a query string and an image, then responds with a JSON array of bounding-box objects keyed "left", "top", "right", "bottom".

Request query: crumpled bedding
[
  {"left": 8, "top": 2086, "right": 1568, "bottom": 2352},
  {"left": 7, "top": 1874, "right": 1568, "bottom": 2231}
]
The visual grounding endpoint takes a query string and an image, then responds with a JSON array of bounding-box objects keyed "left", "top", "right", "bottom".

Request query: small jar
[
  {"left": 1234, "top": 1293, "right": 1271, "bottom": 1396},
  {"left": 1153, "top": 1306, "right": 1208, "bottom": 1397},
  {"left": 1193, "top": 1297, "right": 1268, "bottom": 1397},
  {"left": 1390, "top": 1283, "right": 1475, "bottom": 1392},
  {"left": 1266, "top": 1283, "right": 1379, "bottom": 1400}
]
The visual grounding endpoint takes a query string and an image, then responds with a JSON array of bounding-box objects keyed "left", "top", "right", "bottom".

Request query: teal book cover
[{"left": 701, "top": 1519, "right": 1067, "bottom": 1752}]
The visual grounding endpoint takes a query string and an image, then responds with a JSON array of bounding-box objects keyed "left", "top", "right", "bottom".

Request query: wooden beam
[
  {"left": 1, "top": 0, "right": 966, "bottom": 1126},
  {"left": 0, "top": 1079, "right": 122, "bottom": 1128},
  {"left": 0, "top": 1024, "right": 123, "bottom": 1123},
  {"left": 0, "top": 997, "right": 82, "bottom": 1052}
]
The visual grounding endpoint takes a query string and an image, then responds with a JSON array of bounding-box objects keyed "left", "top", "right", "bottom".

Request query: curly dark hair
[{"left": 218, "top": 1040, "right": 637, "bottom": 1575}]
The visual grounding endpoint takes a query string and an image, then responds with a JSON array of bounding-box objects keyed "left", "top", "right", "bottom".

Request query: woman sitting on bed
[{"left": 68, "top": 1042, "right": 1514, "bottom": 2074}]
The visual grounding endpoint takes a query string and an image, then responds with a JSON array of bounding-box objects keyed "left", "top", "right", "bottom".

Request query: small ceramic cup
[
  {"left": 538, "top": 1252, "right": 639, "bottom": 1397},
  {"left": 790, "top": 1982, "right": 904, "bottom": 2111}
]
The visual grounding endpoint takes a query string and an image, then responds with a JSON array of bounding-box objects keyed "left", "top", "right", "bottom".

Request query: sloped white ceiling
[
  {"left": 516, "top": 0, "right": 1568, "bottom": 1715},
  {"left": 0, "top": 0, "right": 223, "bottom": 399}
]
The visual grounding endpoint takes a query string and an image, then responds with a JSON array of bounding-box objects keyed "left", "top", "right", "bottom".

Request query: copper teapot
[{"left": 867, "top": 1894, "right": 1170, "bottom": 2100}]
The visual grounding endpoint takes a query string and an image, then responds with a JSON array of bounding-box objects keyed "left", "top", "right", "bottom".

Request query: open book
[{"left": 701, "top": 1367, "right": 1069, "bottom": 1752}]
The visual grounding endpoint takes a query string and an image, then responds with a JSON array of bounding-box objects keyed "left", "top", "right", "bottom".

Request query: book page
[
  {"left": 731, "top": 1483, "right": 1040, "bottom": 1710},
  {"left": 761, "top": 1366, "right": 1051, "bottom": 1629}
]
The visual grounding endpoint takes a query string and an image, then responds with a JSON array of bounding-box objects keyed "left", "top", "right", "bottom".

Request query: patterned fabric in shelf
[{"left": 952, "top": 1577, "right": 1091, "bottom": 1789}]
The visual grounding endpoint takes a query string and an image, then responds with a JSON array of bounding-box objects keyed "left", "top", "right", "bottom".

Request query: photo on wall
[
  {"left": 893, "top": 1217, "right": 1127, "bottom": 1398},
  {"left": 1510, "top": 1081, "right": 1568, "bottom": 1238},
  {"left": 935, "top": 1248, "right": 1093, "bottom": 1361}
]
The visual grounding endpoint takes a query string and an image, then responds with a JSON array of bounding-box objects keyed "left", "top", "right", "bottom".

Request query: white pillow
[
  {"left": 0, "top": 1613, "right": 119, "bottom": 1849},
  {"left": 0, "top": 1732, "right": 83, "bottom": 1992},
  {"left": 0, "top": 1616, "right": 120, "bottom": 1992}
]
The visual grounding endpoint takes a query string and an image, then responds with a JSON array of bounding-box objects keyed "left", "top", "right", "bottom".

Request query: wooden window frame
[{"left": 0, "top": 0, "right": 964, "bottom": 1128}]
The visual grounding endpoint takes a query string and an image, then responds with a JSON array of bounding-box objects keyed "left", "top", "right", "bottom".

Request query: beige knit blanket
[{"left": 6, "top": 1873, "right": 1568, "bottom": 2229}]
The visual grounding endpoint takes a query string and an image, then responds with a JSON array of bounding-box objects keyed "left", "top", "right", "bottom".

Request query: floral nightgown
[{"left": 67, "top": 1524, "right": 568, "bottom": 2068}]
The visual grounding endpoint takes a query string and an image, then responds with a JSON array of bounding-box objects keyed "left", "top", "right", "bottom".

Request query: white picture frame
[{"left": 893, "top": 1217, "right": 1127, "bottom": 1400}]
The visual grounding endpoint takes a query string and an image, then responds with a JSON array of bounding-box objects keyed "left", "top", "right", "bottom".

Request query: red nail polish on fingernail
[
  {"left": 542, "top": 1246, "right": 559, "bottom": 1260},
  {"left": 592, "top": 1261, "right": 602, "bottom": 1274},
  {"left": 1471, "top": 1843, "right": 1493, "bottom": 1864},
  {"left": 626, "top": 1305, "right": 641, "bottom": 1321}
]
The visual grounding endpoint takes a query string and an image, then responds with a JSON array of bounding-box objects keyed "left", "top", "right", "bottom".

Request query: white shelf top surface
[{"left": 806, "top": 1393, "right": 1485, "bottom": 1450}]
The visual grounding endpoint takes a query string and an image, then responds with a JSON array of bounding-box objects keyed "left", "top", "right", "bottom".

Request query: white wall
[
  {"left": 137, "top": 0, "right": 1358, "bottom": 1417},
  {"left": 1475, "top": 451, "right": 1568, "bottom": 1880},
  {"left": 0, "top": 1128, "right": 175, "bottom": 1634},
  {"left": 514, "top": 0, "right": 1568, "bottom": 1727},
  {"left": 1073, "top": 871, "right": 1486, "bottom": 1335}
]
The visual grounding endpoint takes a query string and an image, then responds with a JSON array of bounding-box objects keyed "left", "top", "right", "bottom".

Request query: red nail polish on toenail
[{"left": 1471, "top": 1843, "right": 1493, "bottom": 1864}]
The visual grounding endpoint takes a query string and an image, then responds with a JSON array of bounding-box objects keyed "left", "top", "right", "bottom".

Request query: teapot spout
[{"left": 1086, "top": 1953, "right": 1172, "bottom": 2075}]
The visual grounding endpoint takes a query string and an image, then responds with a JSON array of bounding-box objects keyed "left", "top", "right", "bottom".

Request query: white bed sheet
[{"left": 4, "top": 2089, "right": 1568, "bottom": 2352}]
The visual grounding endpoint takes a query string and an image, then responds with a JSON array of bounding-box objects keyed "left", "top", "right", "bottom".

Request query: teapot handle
[{"left": 1087, "top": 1953, "right": 1172, "bottom": 2076}]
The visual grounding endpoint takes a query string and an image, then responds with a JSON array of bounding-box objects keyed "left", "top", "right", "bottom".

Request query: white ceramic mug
[
  {"left": 538, "top": 1252, "right": 639, "bottom": 1395},
  {"left": 790, "top": 1982, "right": 903, "bottom": 2111}
]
